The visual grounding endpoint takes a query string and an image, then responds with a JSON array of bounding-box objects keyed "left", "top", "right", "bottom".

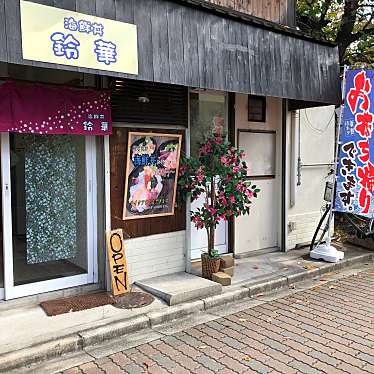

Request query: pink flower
[
  {"left": 178, "top": 164, "right": 187, "bottom": 176},
  {"left": 229, "top": 196, "right": 235, "bottom": 203},
  {"left": 199, "top": 142, "right": 212, "bottom": 156},
  {"left": 208, "top": 207, "right": 218, "bottom": 216},
  {"left": 192, "top": 216, "right": 200, "bottom": 223},
  {"left": 245, "top": 190, "right": 253, "bottom": 198},
  {"left": 214, "top": 134, "right": 223, "bottom": 144},
  {"left": 196, "top": 166, "right": 204, "bottom": 182},
  {"left": 220, "top": 156, "right": 227, "bottom": 163}
]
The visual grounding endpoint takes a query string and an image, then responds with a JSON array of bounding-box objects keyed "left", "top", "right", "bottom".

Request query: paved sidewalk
[
  {"left": 2, "top": 244, "right": 370, "bottom": 362},
  {"left": 60, "top": 266, "right": 374, "bottom": 374}
]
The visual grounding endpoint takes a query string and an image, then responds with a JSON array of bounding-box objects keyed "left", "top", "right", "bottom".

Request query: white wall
[
  {"left": 234, "top": 94, "right": 283, "bottom": 255},
  {"left": 287, "top": 106, "right": 335, "bottom": 249},
  {"left": 124, "top": 230, "right": 186, "bottom": 283}
]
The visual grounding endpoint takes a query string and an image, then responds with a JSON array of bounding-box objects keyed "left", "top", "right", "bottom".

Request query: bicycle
[{"left": 310, "top": 181, "right": 374, "bottom": 252}]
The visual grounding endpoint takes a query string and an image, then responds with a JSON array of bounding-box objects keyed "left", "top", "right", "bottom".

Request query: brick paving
[{"left": 65, "top": 268, "right": 374, "bottom": 373}]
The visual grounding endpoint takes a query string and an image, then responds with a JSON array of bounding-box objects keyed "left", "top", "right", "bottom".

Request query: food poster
[{"left": 123, "top": 132, "right": 182, "bottom": 220}]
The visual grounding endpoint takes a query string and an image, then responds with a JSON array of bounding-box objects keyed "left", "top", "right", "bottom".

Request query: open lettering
[{"left": 107, "top": 230, "right": 129, "bottom": 295}]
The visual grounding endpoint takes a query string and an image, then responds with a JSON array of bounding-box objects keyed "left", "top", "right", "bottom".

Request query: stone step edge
[{"left": 1, "top": 252, "right": 373, "bottom": 372}]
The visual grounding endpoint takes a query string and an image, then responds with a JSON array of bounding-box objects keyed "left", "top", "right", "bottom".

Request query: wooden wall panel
[
  {"left": 110, "top": 127, "right": 186, "bottom": 239},
  {"left": 1, "top": 0, "right": 340, "bottom": 105},
  {"left": 202, "top": 0, "right": 289, "bottom": 25},
  {"left": 0, "top": 0, "right": 8, "bottom": 62}
]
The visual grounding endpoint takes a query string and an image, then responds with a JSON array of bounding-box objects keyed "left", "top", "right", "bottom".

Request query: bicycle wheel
[
  {"left": 343, "top": 213, "right": 374, "bottom": 239},
  {"left": 310, "top": 205, "right": 331, "bottom": 251}
]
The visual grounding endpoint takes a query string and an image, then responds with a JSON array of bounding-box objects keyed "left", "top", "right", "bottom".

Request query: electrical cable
[{"left": 303, "top": 108, "right": 335, "bottom": 134}]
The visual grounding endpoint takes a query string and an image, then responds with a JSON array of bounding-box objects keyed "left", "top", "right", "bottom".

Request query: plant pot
[{"left": 201, "top": 254, "right": 221, "bottom": 280}]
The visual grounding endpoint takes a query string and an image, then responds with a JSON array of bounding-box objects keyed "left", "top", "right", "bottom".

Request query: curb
[
  {"left": 1, "top": 252, "right": 373, "bottom": 372},
  {"left": 0, "top": 335, "right": 82, "bottom": 373},
  {"left": 148, "top": 300, "right": 205, "bottom": 327},
  {"left": 202, "top": 288, "right": 249, "bottom": 309},
  {"left": 79, "top": 315, "right": 150, "bottom": 347}
]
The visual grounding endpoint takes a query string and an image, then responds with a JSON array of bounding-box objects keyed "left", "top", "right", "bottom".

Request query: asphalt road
[{"left": 60, "top": 266, "right": 374, "bottom": 374}]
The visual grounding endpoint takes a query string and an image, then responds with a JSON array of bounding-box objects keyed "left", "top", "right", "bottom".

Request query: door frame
[
  {"left": 188, "top": 89, "right": 231, "bottom": 261},
  {"left": 1, "top": 133, "right": 98, "bottom": 300}
]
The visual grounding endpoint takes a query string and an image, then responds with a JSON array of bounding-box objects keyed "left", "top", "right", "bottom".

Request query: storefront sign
[
  {"left": 20, "top": 0, "right": 138, "bottom": 75},
  {"left": 106, "top": 229, "right": 129, "bottom": 296},
  {"left": 0, "top": 81, "right": 112, "bottom": 135},
  {"left": 335, "top": 69, "right": 374, "bottom": 217},
  {"left": 123, "top": 132, "right": 182, "bottom": 220}
]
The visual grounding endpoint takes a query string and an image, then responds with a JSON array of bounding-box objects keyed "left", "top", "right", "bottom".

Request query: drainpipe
[
  {"left": 290, "top": 110, "right": 297, "bottom": 207},
  {"left": 297, "top": 110, "right": 302, "bottom": 186},
  {"left": 281, "top": 99, "right": 287, "bottom": 252}
]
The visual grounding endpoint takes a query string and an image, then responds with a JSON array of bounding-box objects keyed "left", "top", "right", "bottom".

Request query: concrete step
[{"left": 135, "top": 272, "right": 222, "bottom": 306}]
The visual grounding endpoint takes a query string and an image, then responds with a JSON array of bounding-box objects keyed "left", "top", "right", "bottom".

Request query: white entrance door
[
  {"left": 235, "top": 129, "right": 279, "bottom": 254},
  {"left": 236, "top": 179, "right": 278, "bottom": 252},
  {"left": 1, "top": 133, "right": 98, "bottom": 300},
  {"left": 190, "top": 195, "right": 228, "bottom": 259}
]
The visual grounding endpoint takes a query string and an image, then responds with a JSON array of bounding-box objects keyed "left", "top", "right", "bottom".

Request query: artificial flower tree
[{"left": 178, "top": 132, "right": 259, "bottom": 278}]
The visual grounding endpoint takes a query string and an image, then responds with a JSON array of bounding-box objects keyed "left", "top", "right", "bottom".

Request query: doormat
[
  {"left": 113, "top": 292, "right": 154, "bottom": 309},
  {"left": 40, "top": 292, "right": 115, "bottom": 316}
]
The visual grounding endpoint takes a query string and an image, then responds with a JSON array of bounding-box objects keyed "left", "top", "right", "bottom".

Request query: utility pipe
[
  {"left": 290, "top": 110, "right": 298, "bottom": 207},
  {"left": 297, "top": 109, "right": 302, "bottom": 186}
]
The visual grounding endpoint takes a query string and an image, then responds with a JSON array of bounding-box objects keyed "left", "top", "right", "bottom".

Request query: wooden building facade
[
  {"left": 0, "top": 0, "right": 340, "bottom": 299},
  {"left": 201, "top": 0, "right": 295, "bottom": 26},
  {"left": 0, "top": 0, "right": 340, "bottom": 106}
]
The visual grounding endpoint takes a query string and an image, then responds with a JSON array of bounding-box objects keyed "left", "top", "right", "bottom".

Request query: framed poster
[{"left": 123, "top": 132, "right": 182, "bottom": 220}]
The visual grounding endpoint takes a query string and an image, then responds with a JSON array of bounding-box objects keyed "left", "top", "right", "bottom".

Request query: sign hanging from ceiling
[
  {"left": 20, "top": 0, "right": 138, "bottom": 75},
  {"left": 335, "top": 69, "right": 374, "bottom": 217}
]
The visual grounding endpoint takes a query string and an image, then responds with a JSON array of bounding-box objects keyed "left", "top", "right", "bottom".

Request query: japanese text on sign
[
  {"left": 20, "top": 1, "right": 138, "bottom": 75},
  {"left": 335, "top": 69, "right": 374, "bottom": 217},
  {"left": 106, "top": 229, "right": 129, "bottom": 296}
]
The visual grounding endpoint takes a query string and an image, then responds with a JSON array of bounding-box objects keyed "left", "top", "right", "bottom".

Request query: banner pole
[
  {"left": 310, "top": 66, "right": 347, "bottom": 262},
  {"left": 326, "top": 65, "right": 348, "bottom": 247}
]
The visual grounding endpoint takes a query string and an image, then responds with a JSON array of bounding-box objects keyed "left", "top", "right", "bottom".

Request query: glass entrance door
[
  {"left": 1, "top": 133, "right": 97, "bottom": 300},
  {"left": 189, "top": 91, "right": 229, "bottom": 260}
]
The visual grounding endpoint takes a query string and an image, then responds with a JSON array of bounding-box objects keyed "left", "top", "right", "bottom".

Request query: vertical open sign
[{"left": 106, "top": 229, "right": 129, "bottom": 296}]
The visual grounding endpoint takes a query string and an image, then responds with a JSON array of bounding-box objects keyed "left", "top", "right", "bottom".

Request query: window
[
  {"left": 248, "top": 95, "right": 266, "bottom": 122},
  {"left": 190, "top": 91, "right": 227, "bottom": 158}
]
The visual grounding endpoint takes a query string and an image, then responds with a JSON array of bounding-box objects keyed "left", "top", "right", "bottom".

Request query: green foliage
[
  {"left": 296, "top": 0, "right": 374, "bottom": 67},
  {"left": 177, "top": 132, "right": 259, "bottom": 257},
  {"left": 202, "top": 249, "right": 221, "bottom": 260}
]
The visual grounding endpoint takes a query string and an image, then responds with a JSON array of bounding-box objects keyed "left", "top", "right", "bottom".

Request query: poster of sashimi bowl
[{"left": 122, "top": 132, "right": 182, "bottom": 220}]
